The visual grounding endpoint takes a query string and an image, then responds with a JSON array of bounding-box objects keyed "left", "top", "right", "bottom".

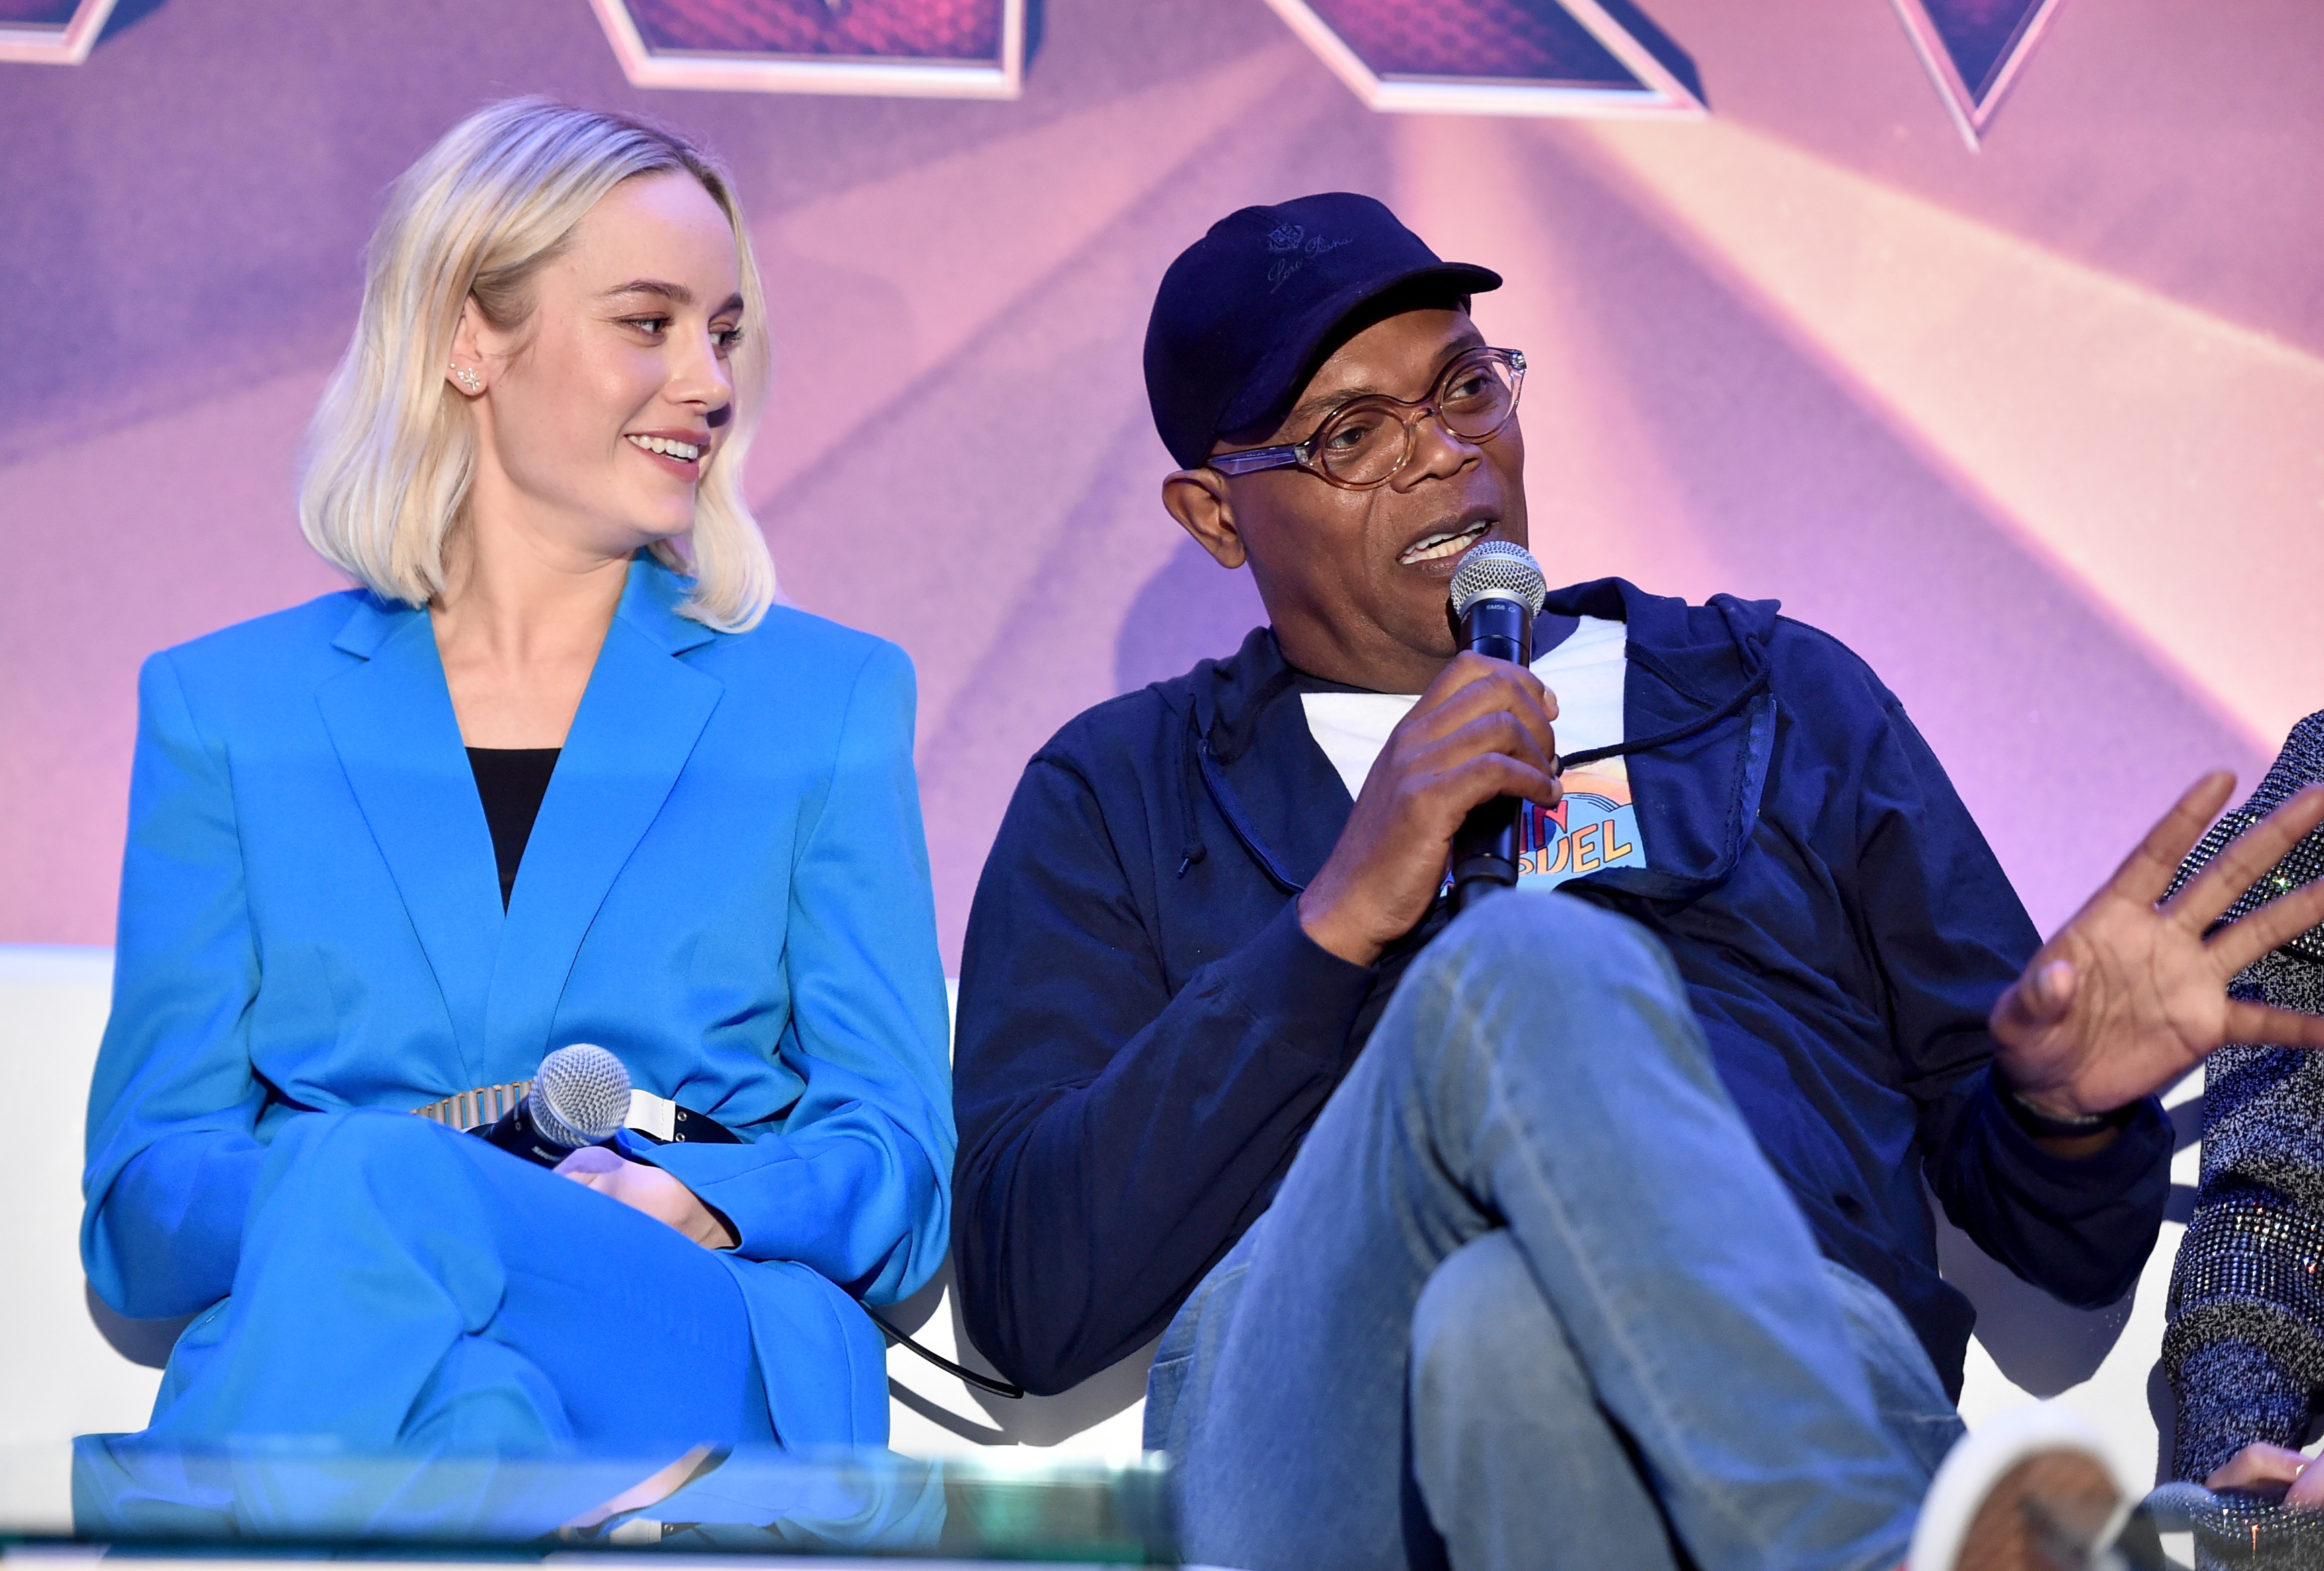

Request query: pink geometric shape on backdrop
[
  {"left": 1262, "top": 0, "right": 1704, "bottom": 118},
  {"left": 0, "top": 0, "right": 114, "bottom": 63},
  {"left": 1889, "top": 0, "right": 2068, "bottom": 147},
  {"left": 590, "top": 0, "right": 1022, "bottom": 98},
  {"left": 625, "top": 0, "right": 1001, "bottom": 61}
]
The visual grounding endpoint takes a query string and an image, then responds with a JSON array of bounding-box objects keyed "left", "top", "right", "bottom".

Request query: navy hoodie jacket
[{"left": 952, "top": 578, "right": 2172, "bottom": 1399}]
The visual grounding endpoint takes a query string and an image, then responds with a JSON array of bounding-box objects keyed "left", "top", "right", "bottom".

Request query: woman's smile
[{"left": 624, "top": 429, "right": 708, "bottom": 477}]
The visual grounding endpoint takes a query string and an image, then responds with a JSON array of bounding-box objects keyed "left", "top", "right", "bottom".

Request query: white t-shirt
[{"left": 1299, "top": 615, "right": 1648, "bottom": 890}]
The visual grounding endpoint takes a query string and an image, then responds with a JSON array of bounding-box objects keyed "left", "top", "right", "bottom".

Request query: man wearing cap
[{"left": 947, "top": 194, "right": 2324, "bottom": 1570}]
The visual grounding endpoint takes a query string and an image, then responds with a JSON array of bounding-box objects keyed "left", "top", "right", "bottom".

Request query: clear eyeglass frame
[{"left": 1207, "top": 346, "right": 1527, "bottom": 491}]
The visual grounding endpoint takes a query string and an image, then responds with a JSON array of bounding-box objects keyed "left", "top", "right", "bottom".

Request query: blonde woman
[{"left": 78, "top": 100, "right": 952, "bottom": 1460}]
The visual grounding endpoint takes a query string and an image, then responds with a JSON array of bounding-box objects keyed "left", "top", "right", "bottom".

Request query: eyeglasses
[{"left": 1208, "top": 347, "right": 1526, "bottom": 490}]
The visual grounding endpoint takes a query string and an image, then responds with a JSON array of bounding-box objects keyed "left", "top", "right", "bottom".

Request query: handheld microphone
[
  {"left": 1448, "top": 540, "right": 1549, "bottom": 913},
  {"left": 481, "top": 1043, "right": 632, "bottom": 1167}
]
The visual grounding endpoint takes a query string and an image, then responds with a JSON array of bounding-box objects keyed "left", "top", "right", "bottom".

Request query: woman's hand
[
  {"left": 2207, "top": 1443, "right": 2324, "bottom": 1508},
  {"left": 553, "top": 1145, "right": 738, "bottom": 1250}
]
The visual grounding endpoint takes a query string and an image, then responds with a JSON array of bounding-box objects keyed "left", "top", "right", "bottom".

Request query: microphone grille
[
  {"left": 529, "top": 1043, "right": 632, "bottom": 1149},
  {"left": 1449, "top": 539, "right": 1547, "bottom": 617}
]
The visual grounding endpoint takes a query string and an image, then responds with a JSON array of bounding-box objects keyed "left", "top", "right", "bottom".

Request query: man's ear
[{"left": 1162, "top": 467, "right": 1247, "bottom": 570}]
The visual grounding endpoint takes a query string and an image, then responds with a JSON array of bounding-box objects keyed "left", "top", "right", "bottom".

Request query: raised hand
[
  {"left": 554, "top": 1144, "right": 738, "bottom": 1250},
  {"left": 1992, "top": 773, "right": 2324, "bottom": 1121},
  {"left": 1297, "top": 652, "right": 1561, "bottom": 966}
]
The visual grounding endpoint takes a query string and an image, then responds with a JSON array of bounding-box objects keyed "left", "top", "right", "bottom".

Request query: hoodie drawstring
[
  {"left": 1190, "top": 716, "right": 1308, "bottom": 894},
  {"left": 1177, "top": 722, "right": 1210, "bottom": 878},
  {"left": 1559, "top": 640, "right": 1773, "bottom": 775}
]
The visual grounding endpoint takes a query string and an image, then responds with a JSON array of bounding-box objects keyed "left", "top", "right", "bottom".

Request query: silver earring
[{"left": 451, "top": 365, "right": 482, "bottom": 393}]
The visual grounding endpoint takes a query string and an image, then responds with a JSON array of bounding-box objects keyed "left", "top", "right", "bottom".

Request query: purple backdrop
[{"left": 2, "top": 0, "right": 2318, "bottom": 972}]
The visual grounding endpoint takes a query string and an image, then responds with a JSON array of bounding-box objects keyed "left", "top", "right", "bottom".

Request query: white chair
[{"left": 0, "top": 942, "right": 2202, "bottom": 1532}]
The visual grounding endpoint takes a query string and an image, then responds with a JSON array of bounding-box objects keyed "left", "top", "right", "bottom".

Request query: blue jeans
[{"left": 1144, "top": 892, "right": 1962, "bottom": 1571}]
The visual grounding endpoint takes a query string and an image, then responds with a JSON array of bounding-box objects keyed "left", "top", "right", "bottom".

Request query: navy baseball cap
[{"left": 1143, "top": 192, "right": 1502, "bottom": 470}]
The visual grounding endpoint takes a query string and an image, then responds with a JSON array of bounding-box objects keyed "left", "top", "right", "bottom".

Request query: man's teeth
[
  {"left": 627, "top": 434, "right": 702, "bottom": 462},
  {"left": 1399, "top": 523, "right": 1489, "bottom": 564}
]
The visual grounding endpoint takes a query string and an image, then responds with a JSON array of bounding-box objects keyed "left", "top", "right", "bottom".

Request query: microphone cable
[{"left": 867, "top": 1309, "right": 1024, "bottom": 1400}]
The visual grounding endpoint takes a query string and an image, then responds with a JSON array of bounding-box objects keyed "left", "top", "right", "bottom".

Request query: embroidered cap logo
[{"left": 1265, "top": 223, "right": 1353, "bottom": 292}]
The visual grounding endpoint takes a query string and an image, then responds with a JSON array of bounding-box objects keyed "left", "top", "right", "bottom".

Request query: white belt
[{"left": 413, "top": 1083, "right": 680, "bottom": 1142}]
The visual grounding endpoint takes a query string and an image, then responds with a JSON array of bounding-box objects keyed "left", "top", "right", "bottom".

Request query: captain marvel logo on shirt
[{"left": 1517, "top": 765, "right": 1646, "bottom": 887}]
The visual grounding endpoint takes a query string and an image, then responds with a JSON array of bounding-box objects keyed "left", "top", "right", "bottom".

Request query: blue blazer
[{"left": 81, "top": 555, "right": 955, "bottom": 1445}]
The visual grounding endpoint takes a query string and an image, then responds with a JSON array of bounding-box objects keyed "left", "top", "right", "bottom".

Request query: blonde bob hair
[{"left": 299, "top": 98, "right": 777, "bottom": 631}]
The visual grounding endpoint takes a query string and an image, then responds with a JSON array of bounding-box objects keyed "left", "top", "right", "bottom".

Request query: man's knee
[
  {"left": 1424, "top": 890, "right": 1678, "bottom": 1005},
  {"left": 1392, "top": 891, "right": 1695, "bottom": 1085},
  {"left": 1411, "top": 1230, "right": 1584, "bottom": 1414}
]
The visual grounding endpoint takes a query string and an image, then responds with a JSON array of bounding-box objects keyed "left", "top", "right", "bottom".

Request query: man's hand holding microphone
[{"left": 1299, "top": 542, "right": 1559, "bottom": 967}]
